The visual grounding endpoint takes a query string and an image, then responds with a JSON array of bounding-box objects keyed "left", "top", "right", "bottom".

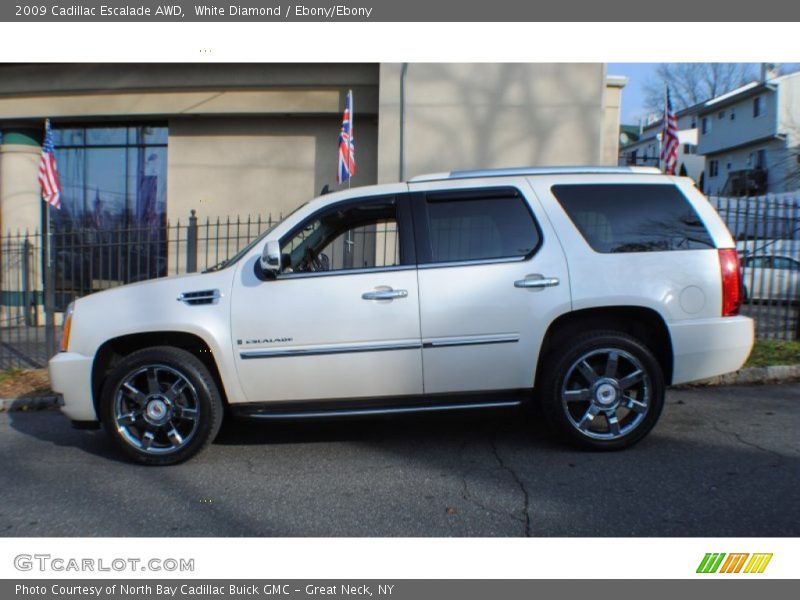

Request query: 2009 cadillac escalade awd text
[{"left": 49, "top": 167, "right": 754, "bottom": 465}]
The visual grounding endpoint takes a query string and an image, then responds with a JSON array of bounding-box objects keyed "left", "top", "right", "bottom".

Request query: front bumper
[
  {"left": 669, "top": 315, "right": 754, "bottom": 385},
  {"left": 48, "top": 351, "right": 97, "bottom": 421}
]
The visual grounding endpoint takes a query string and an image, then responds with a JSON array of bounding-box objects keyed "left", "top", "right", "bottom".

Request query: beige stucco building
[{"left": 0, "top": 63, "right": 625, "bottom": 235}]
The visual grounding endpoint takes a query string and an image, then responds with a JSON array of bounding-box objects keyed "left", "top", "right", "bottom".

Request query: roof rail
[{"left": 409, "top": 166, "right": 662, "bottom": 183}]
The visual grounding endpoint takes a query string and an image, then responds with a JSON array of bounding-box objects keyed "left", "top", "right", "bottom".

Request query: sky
[{"left": 608, "top": 62, "right": 800, "bottom": 126}]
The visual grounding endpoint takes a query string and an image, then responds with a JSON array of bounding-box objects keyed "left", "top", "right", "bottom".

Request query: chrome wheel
[
  {"left": 113, "top": 365, "right": 200, "bottom": 455},
  {"left": 561, "top": 347, "right": 651, "bottom": 441}
]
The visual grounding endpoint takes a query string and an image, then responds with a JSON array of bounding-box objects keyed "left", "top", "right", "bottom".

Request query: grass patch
[
  {"left": 0, "top": 368, "right": 51, "bottom": 399},
  {"left": 745, "top": 340, "right": 800, "bottom": 368}
]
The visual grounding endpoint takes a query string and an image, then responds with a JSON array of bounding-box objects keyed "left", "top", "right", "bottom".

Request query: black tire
[
  {"left": 538, "top": 331, "right": 665, "bottom": 450},
  {"left": 99, "top": 346, "right": 223, "bottom": 465}
]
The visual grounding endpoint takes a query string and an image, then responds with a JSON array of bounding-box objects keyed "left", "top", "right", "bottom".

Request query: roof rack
[{"left": 409, "top": 166, "right": 661, "bottom": 183}]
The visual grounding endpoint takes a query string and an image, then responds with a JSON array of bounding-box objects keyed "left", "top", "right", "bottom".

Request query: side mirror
[{"left": 260, "top": 240, "right": 282, "bottom": 277}]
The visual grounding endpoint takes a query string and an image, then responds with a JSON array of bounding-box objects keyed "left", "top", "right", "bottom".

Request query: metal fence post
[{"left": 186, "top": 209, "right": 198, "bottom": 273}]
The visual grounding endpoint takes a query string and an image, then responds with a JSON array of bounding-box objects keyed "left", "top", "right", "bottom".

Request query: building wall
[
  {"left": 377, "top": 63, "right": 608, "bottom": 183},
  {"left": 601, "top": 76, "right": 626, "bottom": 166},
  {"left": 697, "top": 89, "right": 778, "bottom": 156},
  {"left": 167, "top": 116, "right": 379, "bottom": 225}
]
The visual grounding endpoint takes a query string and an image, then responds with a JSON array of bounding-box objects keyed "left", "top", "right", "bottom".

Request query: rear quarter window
[{"left": 551, "top": 184, "right": 715, "bottom": 253}]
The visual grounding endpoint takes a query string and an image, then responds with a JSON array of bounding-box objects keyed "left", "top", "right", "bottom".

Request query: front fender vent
[{"left": 177, "top": 289, "right": 221, "bottom": 305}]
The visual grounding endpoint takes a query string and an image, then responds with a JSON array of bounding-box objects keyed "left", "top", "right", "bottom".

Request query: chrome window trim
[
  {"left": 416, "top": 256, "right": 527, "bottom": 270},
  {"left": 274, "top": 265, "right": 415, "bottom": 281}
]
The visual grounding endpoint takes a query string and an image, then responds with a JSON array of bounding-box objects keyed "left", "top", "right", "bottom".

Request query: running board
[{"left": 232, "top": 398, "right": 523, "bottom": 420}]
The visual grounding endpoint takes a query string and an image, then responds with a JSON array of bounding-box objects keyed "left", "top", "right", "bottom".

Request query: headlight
[{"left": 60, "top": 302, "right": 75, "bottom": 352}]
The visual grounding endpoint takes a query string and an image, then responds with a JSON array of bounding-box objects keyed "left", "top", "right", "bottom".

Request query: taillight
[{"left": 719, "top": 248, "right": 742, "bottom": 317}]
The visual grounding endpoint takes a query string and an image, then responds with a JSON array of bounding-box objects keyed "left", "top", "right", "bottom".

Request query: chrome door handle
[
  {"left": 514, "top": 276, "right": 560, "bottom": 289},
  {"left": 362, "top": 288, "right": 408, "bottom": 300}
]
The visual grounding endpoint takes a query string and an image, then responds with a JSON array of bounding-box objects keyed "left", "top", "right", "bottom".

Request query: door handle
[
  {"left": 362, "top": 288, "right": 408, "bottom": 300},
  {"left": 514, "top": 275, "right": 560, "bottom": 289}
]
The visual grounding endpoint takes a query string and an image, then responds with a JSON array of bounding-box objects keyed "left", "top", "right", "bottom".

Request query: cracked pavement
[{"left": 1, "top": 383, "right": 798, "bottom": 536}]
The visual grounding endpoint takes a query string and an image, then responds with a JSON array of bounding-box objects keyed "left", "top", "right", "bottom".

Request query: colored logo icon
[{"left": 697, "top": 553, "right": 773, "bottom": 574}]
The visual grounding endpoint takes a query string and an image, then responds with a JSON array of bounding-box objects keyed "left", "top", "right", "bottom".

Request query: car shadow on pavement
[
  {"left": 6, "top": 409, "right": 132, "bottom": 464},
  {"left": 214, "top": 404, "right": 557, "bottom": 448}
]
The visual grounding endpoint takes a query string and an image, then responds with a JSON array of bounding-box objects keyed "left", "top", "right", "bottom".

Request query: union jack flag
[
  {"left": 337, "top": 90, "right": 355, "bottom": 184},
  {"left": 38, "top": 119, "right": 62, "bottom": 209},
  {"left": 660, "top": 88, "right": 679, "bottom": 175}
]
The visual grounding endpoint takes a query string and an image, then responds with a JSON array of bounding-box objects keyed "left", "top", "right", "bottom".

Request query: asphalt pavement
[{"left": 1, "top": 383, "right": 798, "bottom": 537}]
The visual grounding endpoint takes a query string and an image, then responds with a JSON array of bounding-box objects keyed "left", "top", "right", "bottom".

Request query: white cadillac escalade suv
[{"left": 49, "top": 167, "right": 754, "bottom": 465}]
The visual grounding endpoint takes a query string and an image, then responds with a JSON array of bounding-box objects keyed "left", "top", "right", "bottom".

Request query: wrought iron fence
[
  {"left": 1, "top": 211, "right": 276, "bottom": 369},
  {"left": 710, "top": 193, "right": 800, "bottom": 341},
  {"left": 1, "top": 196, "right": 798, "bottom": 371}
]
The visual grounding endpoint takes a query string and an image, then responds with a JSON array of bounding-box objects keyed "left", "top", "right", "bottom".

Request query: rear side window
[
  {"left": 421, "top": 189, "right": 540, "bottom": 264},
  {"left": 551, "top": 184, "right": 715, "bottom": 253}
]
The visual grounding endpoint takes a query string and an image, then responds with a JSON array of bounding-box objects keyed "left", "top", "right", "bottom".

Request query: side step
[{"left": 231, "top": 395, "right": 525, "bottom": 420}]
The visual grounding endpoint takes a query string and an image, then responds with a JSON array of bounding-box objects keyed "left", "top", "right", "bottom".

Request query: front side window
[
  {"left": 551, "top": 184, "right": 715, "bottom": 254},
  {"left": 281, "top": 199, "right": 400, "bottom": 273},
  {"left": 419, "top": 189, "right": 540, "bottom": 264}
]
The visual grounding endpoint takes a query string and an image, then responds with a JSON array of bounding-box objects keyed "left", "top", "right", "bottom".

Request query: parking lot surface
[{"left": 1, "top": 383, "right": 798, "bottom": 537}]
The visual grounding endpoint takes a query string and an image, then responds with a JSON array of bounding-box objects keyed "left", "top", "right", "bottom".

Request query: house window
[
  {"left": 701, "top": 117, "right": 710, "bottom": 134},
  {"left": 718, "top": 110, "right": 725, "bottom": 119},
  {"left": 709, "top": 160, "right": 719, "bottom": 177},
  {"left": 753, "top": 96, "right": 764, "bottom": 117},
  {"left": 730, "top": 110, "right": 736, "bottom": 121},
  {"left": 683, "top": 144, "right": 696, "bottom": 155},
  {"left": 691, "top": 118, "right": 697, "bottom": 129},
  {"left": 754, "top": 149, "right": 766, "bottom": 169}
]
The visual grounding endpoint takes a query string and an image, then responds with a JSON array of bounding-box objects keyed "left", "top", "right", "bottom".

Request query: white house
[
  {"left": 697, "top": 68, "right": 800, "bottom": 196},
  {"left": 618, "top": 105, "right": 705, "bottom": 183}
]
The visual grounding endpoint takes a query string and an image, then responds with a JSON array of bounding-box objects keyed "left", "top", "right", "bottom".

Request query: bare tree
[{"left": 643, "top": 63, "right": 757, "bottom": 113}]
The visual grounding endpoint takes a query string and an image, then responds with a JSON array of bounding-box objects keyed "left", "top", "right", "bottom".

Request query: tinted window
[
  {"left": 551, "top": 184, "right": 715, "bottom": 253},
  {"left": 422, "top": 191, "right": 539, "bottom": 263}
]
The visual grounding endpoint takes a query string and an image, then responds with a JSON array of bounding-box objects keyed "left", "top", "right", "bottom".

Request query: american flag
[
  {"left": 38, "top": 119, "right": 62, "bottom": 209},
  {"left": 660, "top": 88, "right": 679, "bottom": 175},
  {"left": 337, "top": 90, "right": 355, "bottom": 184}
]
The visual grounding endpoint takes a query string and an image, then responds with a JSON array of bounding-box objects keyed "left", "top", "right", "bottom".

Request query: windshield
[{"left": 203, "top": 202, "right": 309, "bottom": 272}]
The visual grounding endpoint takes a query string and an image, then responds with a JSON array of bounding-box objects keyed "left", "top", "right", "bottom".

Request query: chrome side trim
[
  {"left": 238, "top": 400, "right": 521, "bottom": 419},
  {"left": 423, "top": 333, "right": 520, "bottom": 348},
  {"left": 240, "top": 340, "right": 422, "bottom": 360},
  {"left": 240, "top": 334, "right": 521, "bottom": 359}
]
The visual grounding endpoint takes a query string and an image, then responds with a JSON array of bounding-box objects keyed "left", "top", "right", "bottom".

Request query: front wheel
[
  {"left": 539, "top": 331, "right": 665, "bottom": 450},
  {"left": 99, "top": 346, "right": 223, "bottom": 465}
]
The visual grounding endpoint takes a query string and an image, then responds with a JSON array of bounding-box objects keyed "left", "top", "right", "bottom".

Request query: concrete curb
[
  {"left": 679, "top": 364, "right": 800, "bottom": 387},
  {"left": 1, "top": 365, "right": 798, "bottom": 411}
]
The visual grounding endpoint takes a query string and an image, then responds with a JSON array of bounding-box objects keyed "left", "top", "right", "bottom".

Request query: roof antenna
[{"left": 320, "top": 184, "right": 331, "bottom": 195}]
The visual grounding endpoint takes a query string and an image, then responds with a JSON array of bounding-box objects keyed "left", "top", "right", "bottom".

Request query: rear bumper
[
  {"left": 669, "top": 316, "right": 754, "bottom": 385},
  {"left": 48, "top": 351, "right": 97, "bottom": 421}
]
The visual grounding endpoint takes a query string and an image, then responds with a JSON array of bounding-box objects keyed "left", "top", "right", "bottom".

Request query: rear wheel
[
  {"left": 539, "top": 331, "right": 665, "bottom": 450},
  {"left": 100, "top": 346, "right": 223, "bottom": 465}
]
